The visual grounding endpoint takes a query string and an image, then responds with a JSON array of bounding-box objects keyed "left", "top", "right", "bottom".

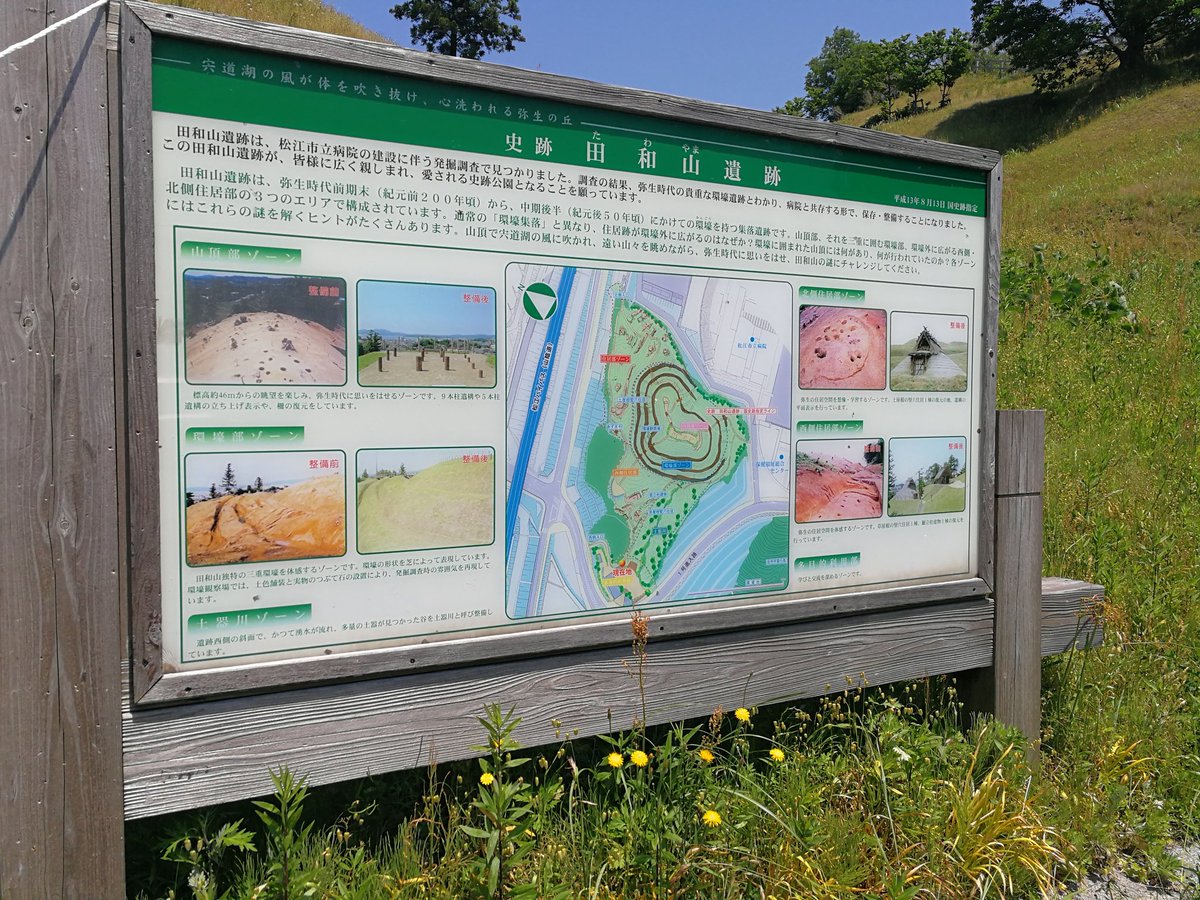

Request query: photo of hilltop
[
  {"left": 794, "top": 439, "right": 884, "bottom": 523},
  {"left": 798, "top": 305, "right": 887, "bottom": 389},
  {"left": 887, "top": 437, "right": 967, "bottom": 517},
  {"left": 356, "top": 448, "right": 494, "bottom": 553},
  {"left": 889, "top": 312, "right": 969, "bottom": 392},
  {"left": 357, "top": 281, "right": 497, "bottom": 388},
  {"left": 184, "top": 452, "right": 346, "bottom": 566},
  {"left": 183, "top": 271, "right": 347, "bottom": 385}
]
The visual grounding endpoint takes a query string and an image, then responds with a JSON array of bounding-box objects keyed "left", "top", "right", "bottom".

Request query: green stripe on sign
[
  {"left": 185, "top": 426, "right": 305, "bottom": 444},
  {"left": 181, "top": 241, "right": 301, "bottom": 264},
  {"left": 794, "top": 552, "right": 861, "bottom": 570},
  {"left": 798, "top": 286, "right": 867, "bottom": 302},
  {"left": 187, "top": 604, "right": 312, "bottom": 631},
  {"left": 151, "top": 37, "right": 986, "bottom": 217},
  {"left": 795, "top": 420, "right": 865, "bottom": 435}
]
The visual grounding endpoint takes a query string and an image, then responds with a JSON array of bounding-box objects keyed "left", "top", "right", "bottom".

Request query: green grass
[
  {"left": 157, "top": 0, "right": 387, "bottom": 41},
  {"left": 357, "top": 350, "right": 385, "bottom": 371}
]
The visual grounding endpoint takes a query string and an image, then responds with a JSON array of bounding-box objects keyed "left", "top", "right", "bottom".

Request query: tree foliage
[
  {"left": 781, "top": 27, "right": 976, "bottom": 123},
  {"left": 390, "top": 0, "right": 524, "bottom": 59},
  {"left": 972, "top": 0, "right": 1200, "bottom": 90}
]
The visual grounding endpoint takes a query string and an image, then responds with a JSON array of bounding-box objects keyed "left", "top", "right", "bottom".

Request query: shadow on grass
[{"left": 926, "top": 57, "right": 1200, "bottom": 153}]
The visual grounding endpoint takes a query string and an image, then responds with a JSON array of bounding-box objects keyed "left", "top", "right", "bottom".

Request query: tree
[
  {"left": 254, "top": 476, "right": 265, "bottom": 493},
  {"left": 864, "top": 37, "right": 906, "bottom": 120},
  {"left": 784, "top": 27, "right": 876, "bottom": 121},
  {"left": 896, "top": 33, "right": 939, "bottom": 112},
  {"left": 220, "top": 463, "right": 237, "bottom": 495},
  {"left": 184, "top": 491, "right": 195, "bottom": 508},
  {"left": 929, "top": 29, "right": 974, "bottom": 106},
  {"left": 365, "top": 330, "right": 384, "bottom": 354},
  {"left": 391, "top": 0, "right": 524, "bottom": 59},
  {"left": 972, "top": 0, "right": 1200, "bottom": 90},
  {"left": 208, "top": 483, "right": 219, "bottom": 500}
]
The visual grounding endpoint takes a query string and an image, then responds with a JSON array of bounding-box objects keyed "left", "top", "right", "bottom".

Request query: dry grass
[{"left": 153, "top": 0, "right": 388, "bottom": 42}]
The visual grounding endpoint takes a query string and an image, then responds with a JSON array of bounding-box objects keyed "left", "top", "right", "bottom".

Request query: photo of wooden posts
[
  {"left": 798, "top": 305, "right": 888, "bottom": 389},
  {"left": 794, "top": 439, "right": 885, "bottom": 523},
  {"left": 183, "top": 451, "right": 347, "bottom": 566},
  {"left": 356, "top": 447, "right": 496, "bottom": 553},
  {"left": 356, "top": 281, "right": 498, "bottom": 388},
  {"left": 183, "top": 271, "right": 347, "bottom": 385},
  {"left": 889, "top": 312, "right": 969, "bottom": 391},
  {"left": 887, "top": 437, "right": 968, "bottom": 516}
]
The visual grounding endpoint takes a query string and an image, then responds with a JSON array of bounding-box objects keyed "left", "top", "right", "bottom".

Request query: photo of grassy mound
[
  {"left": 887, "top": 437, "right": 967, "bottom": 517},
  {"left": 798, "top": 305, "right": 887, "bottom": 389},
  {"left": 184, "top": 452, "right": 346, "bottom": 566},
  {"left": 183, "top": 271, "right": 347, "bottom": 385},
  {"left": 357, "top": 281, "right": 497, "bottom": 388},
  {"left": 889, "top": 312, "right": 969, "bottom": 392},
  {"left": 357, "top": 448, "right": 495, "bottom": 553},
  {"left": 795, "top": 439, "right": 884, "bottom": 523}
]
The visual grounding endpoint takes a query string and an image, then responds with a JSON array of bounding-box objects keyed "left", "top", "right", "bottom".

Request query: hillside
[
  {"left": 858, "top": 66, "right": 1200, "bottom": 869},
  {"left": 154, "top": 0, "right": 386, "bottom": 41},
  {"left": 357, "top": 458, "right": 494, "bottom": 553}
]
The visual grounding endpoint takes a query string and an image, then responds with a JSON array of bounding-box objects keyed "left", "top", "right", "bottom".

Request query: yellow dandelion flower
[
  {"left": 607, "top": 752, "right": 624, "bottom": 768},
  {"left": 479, "top": 772, "right": 495, "bottom": 786},
  {"left": 698, "top": 748, "right": 715, "bottom": 763},
  {"left": 735, "top": 707, "right": 751, "bottom": 723},
  {"left": 769, "top": 747, "right": 785, "bottom": 762},
  {"left": 701, "top": 809, "right": 722, "bottom": 828},
  {"left": 630, "top": 749, "right": 649, "bottom": 768}
]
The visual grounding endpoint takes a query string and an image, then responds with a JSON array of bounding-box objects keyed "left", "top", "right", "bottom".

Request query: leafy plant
[{"left": 253, "top": 767, "right": 314, "bottom": 899}]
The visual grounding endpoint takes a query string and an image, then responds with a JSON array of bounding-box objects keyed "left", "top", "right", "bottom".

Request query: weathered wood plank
[
  {"left": 140, "top": 577, "right": 989, "bottom": 705},
  {"left": 45, "top": 0, "right": 126, "bottom": 894},
  {"left": 123, "top": 1, "right": 1000, "bottom": 173},
  {"left": 977, "top": 159, "right": 1003, "bottom": 590},
  {"left": 996, "top": 408, "right": 1045, "bottom": 496},
  {"left": 1041, "top": 576, "right": 1104, "bottom": 656},
  {"left": 1, "top": 2, "right": 63, "bottom": 894},
  {"left": 118, "top": 5, "right": 163, "bottom": 702},
  {"left": 993, "top": 410, "right": 1045, "bottom": 765},
  {"left": 123, "top": 598, "right": 995, "bottom": 818}
]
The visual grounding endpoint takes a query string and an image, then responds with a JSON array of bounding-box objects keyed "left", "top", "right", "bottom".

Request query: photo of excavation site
[
  {"left": 887, "top": 437, "right": 968, "bottom": 517},
  {"left": 798, "top": 305, "right": 888, "bottom": 390},
  {"left": 183, "top": 271, "right": 347, "bottom": 385},
  {"left": 356, "top": 447, "right": 495, "bottom": 554},
  {"left": 794, "top": 439, "right": 884, "bottom": 523},
  {"left": 184, "top": 451, "right": 346, "bottom": 566},
  {"left": 889, "top": 312, "right": 969, "bottom": 392},
  {"left": 357, "top": 281, "right": 497, "bottom": 388}
]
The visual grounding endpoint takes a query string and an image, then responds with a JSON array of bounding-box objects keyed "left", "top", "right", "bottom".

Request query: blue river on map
[
  {"left": 656, "top": 458, "right": 750, "bottom": 592},
  {"left": 676, "top": 516, "right": 773, "bottom": 599}
]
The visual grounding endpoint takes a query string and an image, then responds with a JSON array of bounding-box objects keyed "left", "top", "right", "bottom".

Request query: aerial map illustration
[{"left": 504, "top": 264, "right": 792, "bottom": 619}]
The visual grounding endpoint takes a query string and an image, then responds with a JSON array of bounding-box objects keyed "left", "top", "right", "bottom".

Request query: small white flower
[{"left": 892, "top": 746, "right": 911, "bottom": 763}]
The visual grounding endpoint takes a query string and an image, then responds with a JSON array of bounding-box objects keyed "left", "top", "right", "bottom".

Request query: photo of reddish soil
[
  {"left": 186, "top": 312, "right": 346, "bottom": 385},
  {"left": 794, "top": 440, "right": 884, "bottom": 523},
  {"left": 798, "top": 306, "right": 887, "bottom": 389},
  {"left": 185, "top": 474, "right": 346, "bottom": 566}
]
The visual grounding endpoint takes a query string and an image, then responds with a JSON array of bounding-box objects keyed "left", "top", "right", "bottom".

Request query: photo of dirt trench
[{"left": 798, "top": 305, "right": 888, "bottom": 390}]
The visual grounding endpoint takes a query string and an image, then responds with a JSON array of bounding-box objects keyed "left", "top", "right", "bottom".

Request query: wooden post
[
  {"left": 961, "top": 410, "right": 1044, "bottom": 764},
  {"left": 993, "top": 409, "right": 1044, "bottom": 765},
  {"left": 444, "top": 356, "right": 450, "bottom": 370},
  {"left": 377, "top": 357, "right": 383, "bottom": 372},
  {"left": 1, "top": 1, "right": 126, "bottom": 896}
]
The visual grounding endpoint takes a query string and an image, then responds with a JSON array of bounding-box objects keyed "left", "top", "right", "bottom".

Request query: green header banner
[{"left": 151, "top": 37, "right": 986, "bottom": 217}]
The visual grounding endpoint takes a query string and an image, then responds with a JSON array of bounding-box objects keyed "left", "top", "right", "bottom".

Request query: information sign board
[{"left": 144, "top": 34, "right": 990, "bottom": 687}]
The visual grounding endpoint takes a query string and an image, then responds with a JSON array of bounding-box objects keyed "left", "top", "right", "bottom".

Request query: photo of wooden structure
[{"left": 907, "top": 326, "right": 943, "bottom": 375}]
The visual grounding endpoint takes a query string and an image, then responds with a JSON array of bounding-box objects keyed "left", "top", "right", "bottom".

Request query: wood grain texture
[
  {"left": 124, "top": 1, "right": 999, "bottom": 173},
  {"left": 1041, "top": 577, "right": 1104, "bottom": 656},
  {"left": 2, "top": 1, "right": 125, "bottom": 896},
  {"left": 996, "top": 408, "right": 1046, "bottom": 496},
  {"left": 124, "top": 598, "right": 996, "bottom": 818},
  {"left": 1, "top": 2, "right": 63, "bottom": 893},
  {"left": 119, "top": 6, "right": 163, "bottom": 702},
  {"left": 140, "top": 577, "right": 988, "bottom": 705},
  {"left": 977, "top": 160, "right": 1003, "bottom": 592},
  {"left": 993, "top": 410, "right": 1045, "bottom": 764},
  {"left": 46, "top": 0, "right": 126, "bottom": 893}
]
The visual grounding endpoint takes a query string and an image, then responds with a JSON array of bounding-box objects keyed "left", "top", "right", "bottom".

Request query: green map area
[{"left": 584, "top": 299, "right": 748, "bottom": 601}]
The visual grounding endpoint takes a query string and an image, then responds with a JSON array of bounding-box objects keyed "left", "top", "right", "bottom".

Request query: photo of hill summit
[
  {"left": 184, "top": 270, "right": 347, "bottom": 385},
  {"left": 356, "top": 448, "right": 495, "bottom": 553},
  {"left": 794, "top": 439, "right": 884, "bottom": 523}
]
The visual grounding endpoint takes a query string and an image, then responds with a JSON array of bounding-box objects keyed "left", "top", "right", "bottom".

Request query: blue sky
[
  {"left": 328, "top": 0, "right": 971, "bottom": 111},
  {"left": 889, "top": 436, "right": 966, "bottom": 483},
  {"left": 186, "top": 451, "right": 341, "bottom": 492},
  {"left": 357, "top": 281, "right": 498, "bottom": 336}
]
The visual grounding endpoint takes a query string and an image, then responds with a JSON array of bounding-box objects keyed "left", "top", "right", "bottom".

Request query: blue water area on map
[
  {"left": 505, "top": 266, "right": 576, "bottom": 555},
  {"left": 509, "top": 494, "right": 545, "bottom": 618},
  {"left": 658, "top": 458, "right": 749, "bottom": 583},
  {"left": 676, "top": 516, "right": 775, "bottom": 598}
]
